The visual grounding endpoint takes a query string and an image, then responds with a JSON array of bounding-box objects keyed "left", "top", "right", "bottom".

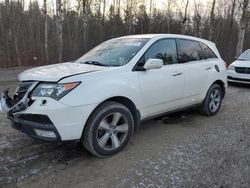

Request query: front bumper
[
  {"left": 8, "top": 113, "right": 62, "bottom": 142},
  {"left": 1, "top": 86, "right": 61, "bottom": 142},
  {"left": 1, "top": 86, "right": 97, "bottom": 142},
  {"left": 227, "top": 70, "right": 250, "bottom": 84}
]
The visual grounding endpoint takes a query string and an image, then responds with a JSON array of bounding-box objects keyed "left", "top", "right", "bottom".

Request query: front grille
[
  {"left": 235, "top": 67, "right": 250, "bottom": 74},
  {"left": 228, "top": 76, "right": 250, "bottom": 82},
  {"left": 16, "top": 82, "right": 33, "bottom": 93},
  {"left": 13, "top": 82, "right": 34, "bottom": 104},
  {"left": 7, "top": 82, "right": 35, "bottom": 113}
]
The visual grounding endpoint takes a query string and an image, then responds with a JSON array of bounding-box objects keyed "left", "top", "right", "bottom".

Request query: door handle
[
  {"left": 205, "top": 67, "right": 212, "bottom": 70},
  {"left": 172, "top": 72, "right": 182, "bottom": 76}
]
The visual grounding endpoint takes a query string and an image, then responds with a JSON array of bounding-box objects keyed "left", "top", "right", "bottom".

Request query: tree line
[{"left": 0, "top": 0, "right": 249, "bottom": 68}]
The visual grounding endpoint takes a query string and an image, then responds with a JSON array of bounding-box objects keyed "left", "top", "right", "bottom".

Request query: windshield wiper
[
  {"left": 237, "top": 58, "right": 247, "bottom": 61},
  {"left": 80, "top": 61, "right": 108, "bottom": 67}
]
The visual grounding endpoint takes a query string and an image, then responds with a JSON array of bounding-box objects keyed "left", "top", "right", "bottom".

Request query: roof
[{"left": 120, "top": 33, "right": 215, "bottom": 45}]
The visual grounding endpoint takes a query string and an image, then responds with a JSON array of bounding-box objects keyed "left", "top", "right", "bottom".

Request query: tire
[
  {"left": 199, "top": 84, "right": 223, "bottom": 116},
  {"left": 82, "top": 101, "right": 134, "bottom": 157}
]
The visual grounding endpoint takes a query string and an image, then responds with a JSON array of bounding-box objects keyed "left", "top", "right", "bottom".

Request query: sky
[
  {"left": 1, "top": 0, "right": 213, "bottom": 15},
  {"left": 27, "top": 0, "right": 212, "bottom": 9}
]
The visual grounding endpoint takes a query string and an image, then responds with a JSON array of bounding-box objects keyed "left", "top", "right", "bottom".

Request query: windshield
[
  {"left": 238, "top": 49, "right": 250, "bottom": 61},
  {"left": 75, "top": 38, "right": 149, "bottom": 67}
]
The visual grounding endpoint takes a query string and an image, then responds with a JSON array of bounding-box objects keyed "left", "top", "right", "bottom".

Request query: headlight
[
  {"left": 228, "top": 65, "right": 235, "bottom": 71},
  {"left": 31, "top": 82, "right": 80, "bottom": 100}
]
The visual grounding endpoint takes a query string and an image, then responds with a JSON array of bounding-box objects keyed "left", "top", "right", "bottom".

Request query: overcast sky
[{"left": 1, "top": 0, "right": 213, "bottom": 15}]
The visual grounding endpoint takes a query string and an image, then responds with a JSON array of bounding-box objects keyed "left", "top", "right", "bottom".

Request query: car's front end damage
[
  {"left": 1, "top": 82, "right": 62, "bottom": 141},
  {"left": 1, "top": 62, "right": 108, "bottom": 142},
  {"left": 1, "top": 80, "right": 99, "bottom": 142}
]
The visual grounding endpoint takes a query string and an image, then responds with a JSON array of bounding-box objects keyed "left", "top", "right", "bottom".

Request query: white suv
[
  {"left": 228, "top": 49, "right": 250, "bottom": 84},
  {"left": 1, "top": 34, "right": 227, "bottom": 157}
]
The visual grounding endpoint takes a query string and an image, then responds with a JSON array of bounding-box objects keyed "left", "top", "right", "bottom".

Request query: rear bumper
[{"left": 8, "top": 114, "right": 62, "bottom": 142}]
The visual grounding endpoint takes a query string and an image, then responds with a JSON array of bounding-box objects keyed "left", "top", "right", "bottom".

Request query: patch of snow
[
  {"left": 0, "top": 137, "right": 12, "bottom": 150},
  {"left": 135, "top": 170, "right": 143, "bottom": 176},
  {"left": 30, "top": 169, "right": 40, "bottom": 175}
]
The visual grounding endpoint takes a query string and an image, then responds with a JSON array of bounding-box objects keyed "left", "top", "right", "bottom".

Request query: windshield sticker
[{"left": 125, "top": 42, "right": 142, "bottom": 46}]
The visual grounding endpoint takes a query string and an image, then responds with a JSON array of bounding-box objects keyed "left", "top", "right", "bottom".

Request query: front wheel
[
  {"left": 199, "top": 84, "right": 223, "bottom": 116},
  {"left": 82, "top": 101, "right": 134, "bottom": 157}
]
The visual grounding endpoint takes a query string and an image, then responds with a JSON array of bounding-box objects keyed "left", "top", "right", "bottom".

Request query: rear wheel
[
  {"left": 82, "top": 101, "right": 134, "bottom": 157},
  {"left": 199, "top": 84, "right": 223, "bottom": 116}
]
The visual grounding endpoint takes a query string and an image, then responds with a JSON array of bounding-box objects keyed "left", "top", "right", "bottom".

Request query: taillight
[{"left": 224, "top": 62, "right": 228, "bottom": 69}]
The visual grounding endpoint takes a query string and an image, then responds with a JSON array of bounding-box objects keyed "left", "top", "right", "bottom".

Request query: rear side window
[
  {"left": 202, "top": 43, "right": 217, "bottom": 59},
  {"left": 144, "top": 39, "right": 178, "bottom": 65},
  {"left": 178, "top": 39, "right": 203, "bottom": 63}
]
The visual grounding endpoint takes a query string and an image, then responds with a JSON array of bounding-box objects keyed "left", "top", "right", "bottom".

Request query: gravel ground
[{"left": 0, "top": 71, "right": 250, "bottom": 188}]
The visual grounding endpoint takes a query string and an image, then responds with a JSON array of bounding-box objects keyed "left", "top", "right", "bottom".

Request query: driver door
[{"left": 137, "top": 38, "right": 185, "bottom": 117}]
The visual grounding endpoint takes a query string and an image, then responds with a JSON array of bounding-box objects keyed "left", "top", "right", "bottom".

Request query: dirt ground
[{"left": 0, "top": 69, "right": 250, "bottom": 188}]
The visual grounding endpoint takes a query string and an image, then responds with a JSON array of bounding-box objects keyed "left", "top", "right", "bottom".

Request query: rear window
[
  {"left": 178, "top": 39, "right": 203, "bottom": 63},
  {"left": 202, "top": 43, "right": 217, "bottom": 59}
]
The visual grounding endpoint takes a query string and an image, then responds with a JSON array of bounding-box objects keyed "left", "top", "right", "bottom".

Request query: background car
[{"left": 228, "top": 49, "right": 250, "bottom": 84}]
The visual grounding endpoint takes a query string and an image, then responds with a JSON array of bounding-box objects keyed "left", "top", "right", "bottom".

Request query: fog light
[{"left": 34, "top": 129, "right": 56, "bottom": 138}]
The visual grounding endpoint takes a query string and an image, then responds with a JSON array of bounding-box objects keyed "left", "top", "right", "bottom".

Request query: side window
[
  {"left": 178, "top": 39, "right": 203, "bottom": 63},
  {"left": 202, "top": 43, "right": 217, "bottom": 59},
  {"left": 144, "top": 39, "right": 178, "bottom": 65}
]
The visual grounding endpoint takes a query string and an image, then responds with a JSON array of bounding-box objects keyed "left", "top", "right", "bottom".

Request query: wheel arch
[
  {"left": 84, "top": 96, "right": 141, "bottom": 133},
  {"left": 103, "top": 96, "right": 141, "bottom": 130},
  {"left": 212, "top": 80, "right": 226, "bottom": 98}
]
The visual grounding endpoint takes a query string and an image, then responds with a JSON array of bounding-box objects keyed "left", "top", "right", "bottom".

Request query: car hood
[
  {"left": 18, "top": 62, "right": 109, "bottom": 82},
  {"left": 231, "top": 60, "right": 250, "bottom": 68}
]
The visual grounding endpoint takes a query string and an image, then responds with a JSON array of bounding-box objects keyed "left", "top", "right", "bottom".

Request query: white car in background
[
  {"left": 1, "top": 34, "right": 227, "bottom": 157},
  {"left": 228, "top": 49, "right": 250, "bottom": 84}
]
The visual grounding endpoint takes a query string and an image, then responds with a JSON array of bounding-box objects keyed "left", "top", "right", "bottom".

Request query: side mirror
[{"left": 143, "top": 58, "right": 163, "bottom": 70}]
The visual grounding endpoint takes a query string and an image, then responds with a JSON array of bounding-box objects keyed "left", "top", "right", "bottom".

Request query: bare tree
[
  {"left": 97, "top": 0, "right": 103, "bottom": 41},
  {"left": 149, "top": 0, "right": 153, "bottom": 18},
  {"left": 101, "top": 0, "right": 106, "bottom": 40},
  {"left": 230, "top": 0, "right": 236, "bottom": 28},
  {"left": 165, "top": 0, "right": 174, "bottom": 33},
  {"left": 43, "top": 0, "right": 49, "bottom": 63},
  {"left": 209, "top": 0, "right": 216, "bottom": 41},
  {"left": 125, "top": 0, "right": 134, "bottom": 34},
  {"left": 102, "top": 0, "right": 106, "bottom": 21},
  {"left": 56, "top": 0, "right": 63, "bottom": 63},
  {"left": 115, "top": 0, "right": 121, "bottom": 16},
  {"left": 82, "top": 0, "right": 88, "bottom": 52},
  {"left": 4, "top": 0, "right": 11, "bottom": 66},
  {"left": 236, "top": 0, "right": 249, "bottom": 56},
  {"left": 12, "top": 1, "right": 22, "bottom": 67},
  {"left": 149, "top": 0, "right": 154, "bottom": 32},
  {"left": 193, "top": 0, "right": 201, "bottom": 37},
  {"left": 181, "top": 0, "right": 189, "bottom": 34},
  {"left": 228, "top": 0, "right": 237, "bottom": 57},
  {"left": 1, "top": 0, "right": 250, "bottom": 68}
]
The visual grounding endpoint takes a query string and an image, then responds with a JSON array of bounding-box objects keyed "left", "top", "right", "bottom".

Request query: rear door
[{"left": 177, "top": 39, "right": 213, "bottom": 104}]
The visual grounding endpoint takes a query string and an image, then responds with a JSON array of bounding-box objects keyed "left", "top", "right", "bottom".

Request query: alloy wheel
[
  {"left": 209, "top": 88, "right": 221, "bottom": 113},
  {"left": 96, "top": 112, "right": 129, "bottom": 151}
]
